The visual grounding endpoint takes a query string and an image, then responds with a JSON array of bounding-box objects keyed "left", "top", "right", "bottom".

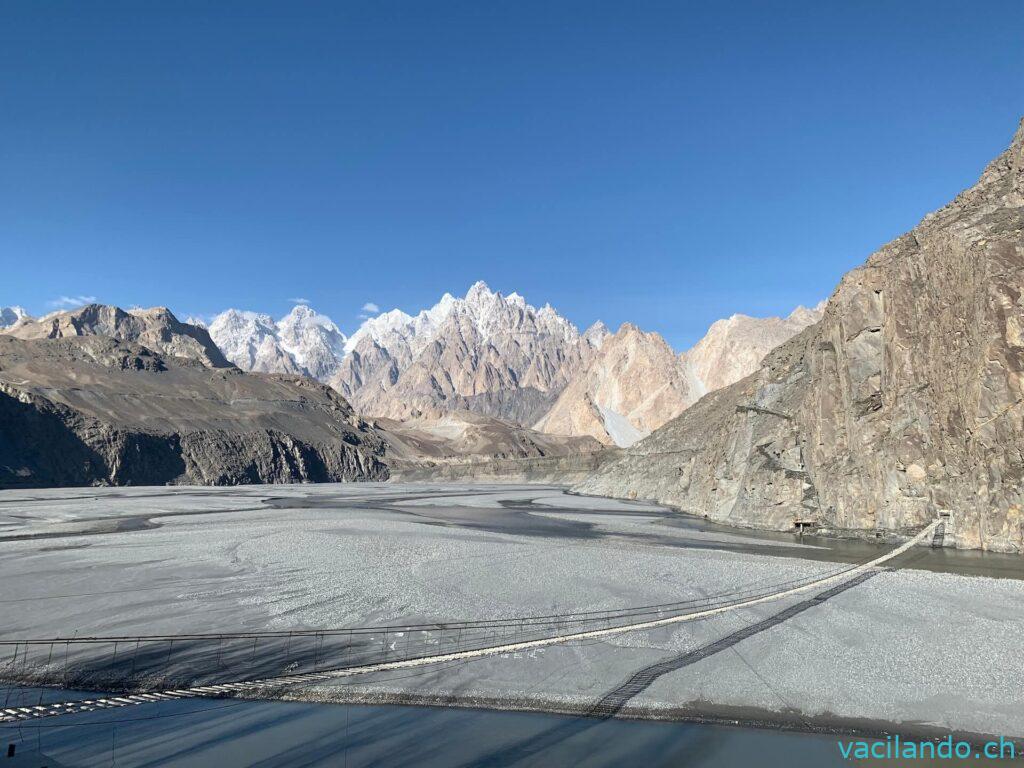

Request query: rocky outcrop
[
  {"left": 6, "top": 305, "right": 230, "bottom": 369},
  {"left": 0, "top": 335, "right": 388, "bottom": 488},
  {"left": 683, "top": 303, "right": 824, "bottom": 392},
  {"left": 576, "top": 120, "right": 1024, "bottom": 553},
  {"left": 535, "top": 324, "right": 701, "bottom": 446}
]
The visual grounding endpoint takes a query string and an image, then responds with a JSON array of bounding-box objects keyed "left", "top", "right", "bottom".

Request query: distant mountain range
[
  {"left": 191, "top": 282, "right": 820, "bottom": 446},
  {"left": 1, "top": 285, "right": 821, "bottom": 448}
]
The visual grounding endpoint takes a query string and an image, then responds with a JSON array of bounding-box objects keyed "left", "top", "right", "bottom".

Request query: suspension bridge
[{"left": 0, "top": 520, "right": 940, "bottom": 725}]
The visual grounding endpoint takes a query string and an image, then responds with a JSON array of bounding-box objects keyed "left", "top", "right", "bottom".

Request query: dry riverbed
[{"left": 0, "top": 483, "right": 1021, "bottom": 740}]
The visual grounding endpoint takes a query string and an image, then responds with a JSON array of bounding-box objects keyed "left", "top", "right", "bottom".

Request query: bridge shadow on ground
[{"left": 463, "top": 569, "right": 883, "bottom": 767}]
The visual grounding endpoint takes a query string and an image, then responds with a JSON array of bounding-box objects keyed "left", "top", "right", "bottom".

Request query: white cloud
[
  {"left": 289, "top": 297, "right": 310, "bottom": 304},
  {"left": 358, "top": 301, "right": 381, "bottom": 319},
  {"left": 48, "top": 295, "right": 97, "bottom": 309}
]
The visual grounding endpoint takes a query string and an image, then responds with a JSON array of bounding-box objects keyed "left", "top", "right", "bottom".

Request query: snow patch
[{"left": 596, "top": 403, "right": 648, "bottom": 447}]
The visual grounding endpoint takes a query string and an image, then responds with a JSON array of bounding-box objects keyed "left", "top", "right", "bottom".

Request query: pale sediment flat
[{"left": 0, "top": 483, "right": 1021, "bottom": 739}]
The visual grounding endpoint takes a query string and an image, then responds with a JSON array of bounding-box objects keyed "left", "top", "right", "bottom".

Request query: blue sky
[{"left": 2, "top": 1, "right": 1022, "bottom": 348}]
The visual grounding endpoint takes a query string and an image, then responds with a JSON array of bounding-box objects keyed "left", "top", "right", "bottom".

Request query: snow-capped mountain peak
[
  {"left": 342, "top": 292, "right": 459, "bottom": 356},
  {"left": 342, "top": 309, "right": 414, "bottom": 354},
  {"left": 211, "top": 308, "right": 276, "bottom": 332},
  {"left": 457, "top": 281, "right": 518, "bottom": 339},
  {"left": 0, "top": 306, "right": 31, "bottom": 330},
  {"left": 465, "top": 280, "right": 492, "bottom": 304},
  {"left": 207, "top": 304, "right": 353, "bottom": 380},
  {"left": 344, "top": 281, "right": 580, "bottom": 355},
  {"left": 275, "top": 304, "right": 348, "bottom": 380},
  {"left": 279, "top": 303, "right": 343, "bottom": 333},
  {"left": 207, "top": 309, "right": 302, "bottom": 375},
  {"left": 506, "top": 291, "right": 527, "bottom": 309},
  {"left": 582, "top": 321, "right": 611, "bottom": 350}
]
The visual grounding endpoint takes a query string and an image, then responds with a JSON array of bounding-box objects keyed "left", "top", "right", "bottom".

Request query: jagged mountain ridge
[
  {"left": 207, "top": 283, "right": 608, "bottom": 425},
  {"left": 333, "top": 282, "right": 606, "bottom": 425},
  {"left": 576, "top": 119, "right": 1024, "bottom": 553}
]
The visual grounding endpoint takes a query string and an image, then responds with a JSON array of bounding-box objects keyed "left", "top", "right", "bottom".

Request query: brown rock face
[
  {"left": 535, "top": 324, "right": 700, "bottom": 446},
  {"left": 0, "top": 335, "right": 388, "bottom": 488},
  {"left": 5, "top": 304, "right": 231, "bottom": 369},
  {"left": 683, "top": 304, "right": 824, "bottom": 392},
  {"left": 577, "top": 120, "right": 1024, "bottom": 553},
  {"left": 533, "top": 312, "right": 820, "bottom": 447}
]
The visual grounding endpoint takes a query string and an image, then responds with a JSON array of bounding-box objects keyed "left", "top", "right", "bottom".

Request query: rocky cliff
[
  {"left": 576, "top": 120, "right": 1024, "bottom": 553},
  {"left": 0, "top": 334, "right": 388, "bottom": 488}
]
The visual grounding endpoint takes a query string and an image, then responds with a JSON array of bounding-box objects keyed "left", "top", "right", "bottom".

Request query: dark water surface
[
  {"left": 342, "top": 488, "right": 1024, "bottom": 581},
  {"left": 1, "top": 688, "right": 861, "bottom": 767}
]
